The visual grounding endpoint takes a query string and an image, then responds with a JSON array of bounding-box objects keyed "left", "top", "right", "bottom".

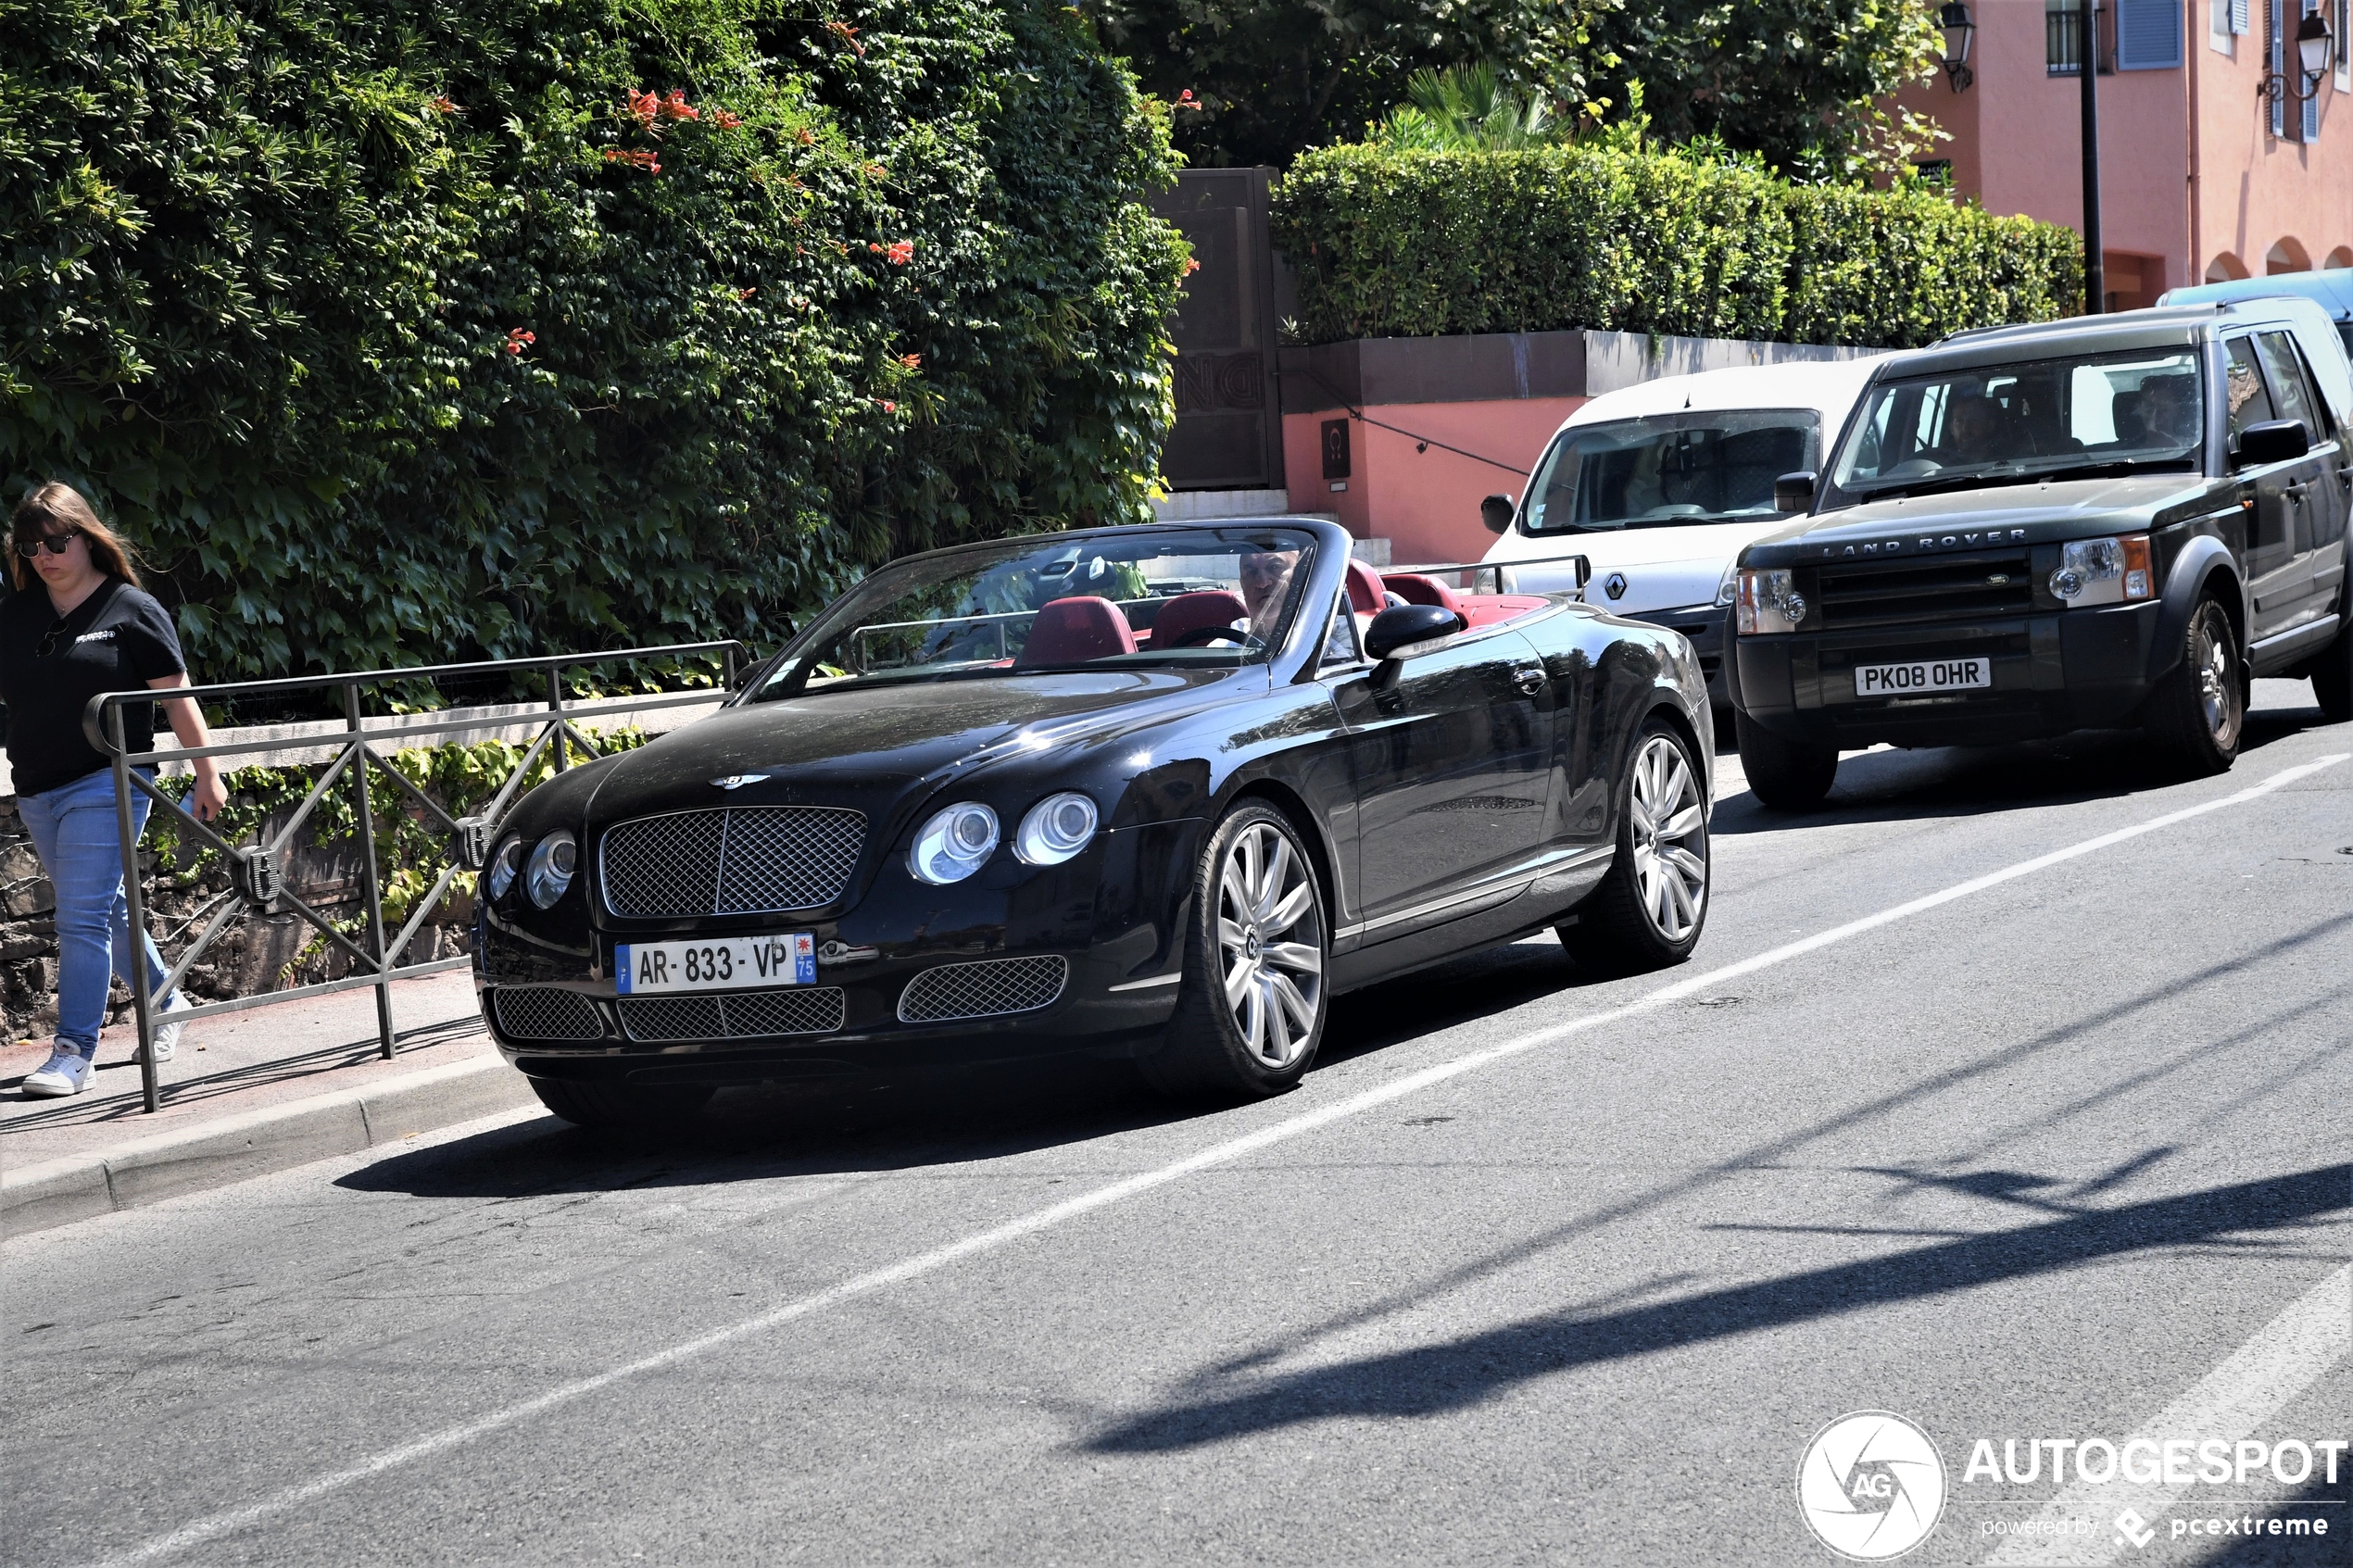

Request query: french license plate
[
  {"left": 1853, "top": 658, "right": 1991, "bottom": 698},
  {"left": 615, "top": 934, "right": 815, "bottom": 995}
]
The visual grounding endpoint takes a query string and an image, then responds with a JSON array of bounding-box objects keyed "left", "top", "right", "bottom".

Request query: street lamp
[
  {"left": 1940, "top": 1, "right": 1977, "bottom": 93},
  {"left": 2260, "top": 9, "right": 2334, "bottom": 107}
]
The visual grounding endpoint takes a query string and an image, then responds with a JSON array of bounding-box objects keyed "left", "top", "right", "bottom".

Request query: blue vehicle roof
[{"left": 2158, "top": 269, "right": 2353, "bottom": 320}]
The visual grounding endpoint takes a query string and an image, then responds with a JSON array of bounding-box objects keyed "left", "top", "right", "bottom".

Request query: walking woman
[{"left": 3, "top": 483, "right": 224, "bottom": 1098}]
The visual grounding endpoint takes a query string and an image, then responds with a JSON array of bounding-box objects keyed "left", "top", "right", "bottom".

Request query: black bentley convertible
[{"left": 476, "top": 518, "right": 1715, "bottom": 1124}]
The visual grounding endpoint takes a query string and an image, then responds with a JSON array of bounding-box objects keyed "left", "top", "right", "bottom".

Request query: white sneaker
[
  {"left": 140, "top": 993, "right": 195, "bottom": 1064},
  {"left": 22, "top": 1046, "right": 95, "bottom": 1098}
]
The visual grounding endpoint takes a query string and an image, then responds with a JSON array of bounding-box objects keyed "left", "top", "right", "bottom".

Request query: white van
[{"left": 1481, "top": 358, "right": 1883, "bottom": 708}]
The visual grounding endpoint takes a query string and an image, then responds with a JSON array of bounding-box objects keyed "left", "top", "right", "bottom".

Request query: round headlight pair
[
  {"left": 486, "top": 831, "right": 576, "bottom": 909},
  {"left": 908, "top": 792, "right": 1100, "bottom": 884}
]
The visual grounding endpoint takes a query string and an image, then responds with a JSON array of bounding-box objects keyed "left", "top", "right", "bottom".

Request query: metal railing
[{"left": 83, "top": 642, "right": 753, "bottom": 1112}]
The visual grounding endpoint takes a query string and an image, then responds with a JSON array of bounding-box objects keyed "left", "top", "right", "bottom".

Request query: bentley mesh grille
[
  {"left": 600, "top": 807, "right": 866, "bottom": 918},
  {"left": 617, "top": 986, "right": 847, "bottom": 1043},
  {"left": 897, "top": 956, "right": 1069, "bottom": 1024},
  {"left": 495, "top": 987, "right": 605, "bottom": 1041}
]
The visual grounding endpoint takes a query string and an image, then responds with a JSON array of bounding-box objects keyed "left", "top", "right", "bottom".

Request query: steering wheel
[{"left": 1163, "top": 624, "right": 1255, "bottom": 648}]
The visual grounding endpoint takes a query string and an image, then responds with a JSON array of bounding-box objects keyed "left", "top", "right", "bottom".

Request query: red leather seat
[
  {"left": 1382, "top": 572, "right": 1464, "bottom": 618},
  {"left": 1145, "top": 589, "right": 1247, "bottom": 649},
  {"left": 1016, "top": 596, "right": 1136, "bottom": 666},
  {"left": 1344, "top": 559, "right": 1387, "bottom": 616}
]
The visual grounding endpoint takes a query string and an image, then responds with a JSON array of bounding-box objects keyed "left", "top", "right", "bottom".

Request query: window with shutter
[
  {"left": 2233, "top": 0, "right": 2251, "bottom": 32},
  {"left": 2118, "top": 0, "right": 2185, "bottom": 65}
]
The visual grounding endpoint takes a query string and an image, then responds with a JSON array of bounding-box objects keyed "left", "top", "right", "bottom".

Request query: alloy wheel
[
  {"left": 1629, "top": 734, "right": 1709, "bottom": 942},
  {"left": 1215, "top": 822, "right": 1325, "bottom": 1069},
  {"left": 2195, "top": 612, "right": 2239, "bottom": 746}
]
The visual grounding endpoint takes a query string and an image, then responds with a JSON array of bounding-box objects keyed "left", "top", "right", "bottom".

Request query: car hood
[
  {"left": 1744, "top": 474, "right": 2219, "bottom": 565},
  {"left": 1486, "top": 520, "right": 1780, "bottom": 611},
  {"left": 573, "top": 668, "right": 1245, "bottom": 827}
]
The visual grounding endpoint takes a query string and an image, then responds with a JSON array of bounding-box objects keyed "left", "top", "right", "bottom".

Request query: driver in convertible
[{"left": 1235, "top": 548, "right": 1298, "bottom": 642}]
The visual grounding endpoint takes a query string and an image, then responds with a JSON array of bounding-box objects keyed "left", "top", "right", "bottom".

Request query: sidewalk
[{"left": 1, "top": 971, "right": 535, "bottom": 1239}]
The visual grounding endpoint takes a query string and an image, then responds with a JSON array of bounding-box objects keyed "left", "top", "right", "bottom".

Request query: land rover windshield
[
  {"left": 1824, "top": 348, "right": 2205, "bottom": 505},
  {"left": 1520, "top": 409, "right": 1818, "bottom": 533}
]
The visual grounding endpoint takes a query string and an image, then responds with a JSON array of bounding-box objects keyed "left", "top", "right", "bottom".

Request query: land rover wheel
[
  {"left": 529, "top": 1077, "right": 714, "bottom": 1129},
  {"left": 1734, "top": 709, "right": 1838, "bottom": 811},
  {"left": 1138, "top": 802, "right": 1328, "bottom": 1103},
  {"left": 2151, "top": 596, "right": 2244, "bottom": 773},
  {"left": 1561, "top": 718, "right": 1711, "bottom": 974}
]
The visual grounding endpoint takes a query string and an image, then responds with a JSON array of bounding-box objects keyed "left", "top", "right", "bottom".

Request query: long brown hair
[{"left": 9, "top": 483, "right": 145, "bottom": 593}]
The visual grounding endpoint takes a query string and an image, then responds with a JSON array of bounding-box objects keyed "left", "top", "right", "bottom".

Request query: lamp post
[
  {"left": 2081, "top": 0, "right": 2104, "bottom": 314},
  {"left": 1940, "top": 1, "right": 1977, "bottom": 92},
  {"left": 2259, "top": 9, "right": 2335, "bottom": 111}
]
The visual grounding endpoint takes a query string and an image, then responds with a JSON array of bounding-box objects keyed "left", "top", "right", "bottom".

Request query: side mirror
[
  {"left": 1479, "top": 494, "right": 1516, "bottom": 534},
  {"left": 2234, "top": 419, "right": 2310, "bottom": 467},
  {"left": 1773, "top": 470, "right": 1818, "bottom": 513},
  {"left": 1364, "top": 603, "right": 1465, "bottom": 660}
]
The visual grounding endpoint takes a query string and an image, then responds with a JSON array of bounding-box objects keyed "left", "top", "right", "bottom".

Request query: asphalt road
[{"left": 7, "top": 683, "right": 2350, "bottom": 1568}]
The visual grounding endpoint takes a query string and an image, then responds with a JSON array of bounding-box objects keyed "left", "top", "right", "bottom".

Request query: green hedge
[
  {"left": 1, "top": 0, "right": 1187, "bottom": 681},
  {"left": 1271, "top": 144, "right": 2082, "bottom": 347}
]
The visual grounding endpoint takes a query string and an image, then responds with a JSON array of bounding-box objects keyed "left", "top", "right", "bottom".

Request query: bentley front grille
[
  {"left": 897, "top": 956, "right": 1070, "bottom": 1024},
  {"left": 616, "top": 986, "right": 847, "bottom": 1043},
  {"left": 600, "top": 807, "right": 866, "bottom": 918},
  {"left": 494, "top": 987, "right": 606, "bottom": 1041}
]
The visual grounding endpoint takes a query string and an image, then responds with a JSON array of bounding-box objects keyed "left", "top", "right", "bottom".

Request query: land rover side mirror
[
  {"left": 1479, "top": 494, "right": 1516, "bottom": 534},
  {"left": 1364, "top": 603, "right": 1465, "bottom": 660},
  {"left": 1773, "top": 470, "right": 1818, "bottom": 513},
  {"left": 2234, "top": 419, "right": 2311, "bottom": 468}
]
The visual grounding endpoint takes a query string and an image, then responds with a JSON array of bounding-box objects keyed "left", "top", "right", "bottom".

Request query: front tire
[
  {"left": 1138, "top": 802, "right": 1329, "bottom": 1103},
  {"left": 1734, "top": 709, "right": 1837, "bottom": 811},
  {"left": 2149, "top": 596, "right": 2243, "bottom": 773},
  {"left": 529, "top": 1077, "right": 714, "bottom": 1129},
  {"left": 1561, "top": 719, "right": 1712, "bottom": 975}
]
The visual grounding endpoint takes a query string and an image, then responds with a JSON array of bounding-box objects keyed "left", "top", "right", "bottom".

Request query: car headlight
[
  {"left": 525, "top": 832, "right": 578, "bottom": 909},
  {"left": 1735, "top": 569, "right": 1807, "bottom": 634},
  {"left": 484, "top": 834, "right": 522, "bottom": 901},
  {"left": 1715, "top": 560, "right": 1740, "bottom": 608},
  {"left": 910, "top": 802, "right": 1000, "bottom": 884},
  {"left": 2049, "top": 533, "right": 2152, "bottom": 606},
  {"left": 1013, "top": 792, "right": 1099, "bottom": 866}
]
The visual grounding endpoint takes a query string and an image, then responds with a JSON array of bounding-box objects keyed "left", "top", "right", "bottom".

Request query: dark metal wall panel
[{"left": 1151, "top": 169, "right": 1284, "bottom": 492}]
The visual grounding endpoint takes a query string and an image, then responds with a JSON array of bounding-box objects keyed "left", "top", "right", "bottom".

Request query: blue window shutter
[
  {"left": 2232, "top": 0, "right": 2249, "bottom": 33},
  {"left": 2270, "top": 0, "right": 2286, "bottom": 134},
  {"left": 2304, "top": 0, "right": 2324, "bottom": 137},
  {"left": 2118, "top": 0, "right": 2185, "bottom": 65}
]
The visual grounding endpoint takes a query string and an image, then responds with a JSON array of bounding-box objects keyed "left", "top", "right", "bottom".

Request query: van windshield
[
  {"left": 1826, "top": 348, "right": 2204, "bottom": 502},
  {"left": 1519, "top": 409, "right": 1818, "bottom": 533}
]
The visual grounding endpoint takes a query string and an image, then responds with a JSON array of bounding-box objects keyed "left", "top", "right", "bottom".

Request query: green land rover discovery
[{"left": 1726, "top": 299, "right": 2353, "bottom": 809}]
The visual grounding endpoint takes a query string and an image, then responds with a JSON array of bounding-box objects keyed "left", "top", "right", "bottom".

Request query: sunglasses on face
[{"left": 16, "top": 532, "right": 81, "bottom": 560}]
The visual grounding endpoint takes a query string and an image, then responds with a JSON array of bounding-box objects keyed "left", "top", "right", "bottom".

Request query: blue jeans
[{"left": 18, "top": 768, "right": 176, "bottom": 1059}]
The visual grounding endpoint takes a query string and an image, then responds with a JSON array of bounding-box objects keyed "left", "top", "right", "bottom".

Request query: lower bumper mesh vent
[
  {"left": 494, "top": 987, "right": 605, "bottom": 1042},
  {"left": 898, "top": 956, "right": 1069, "bottom": 1024},
  {"left": 617, "top": 986, "right": 847, "bottom": 1043}
]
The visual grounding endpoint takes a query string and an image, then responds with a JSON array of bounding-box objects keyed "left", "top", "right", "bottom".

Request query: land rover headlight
[
  {"left": 910, "top": 802, "right": 1000, "bottom": 884},
  {"left": 2050, "top": 534, "right": 2152, "bottom": 606},
  {"left": 1013, "top": 792, "right": 1099, "bottom": 866},
  {"left": 484, "top": 835, "right": 523, "bottom": 901},
  {"left": 524, "top": 832, "right": 577, "bottom": 909},
  {"left": 1736, "top": 569, "right": 1807, "bottom": 634}
]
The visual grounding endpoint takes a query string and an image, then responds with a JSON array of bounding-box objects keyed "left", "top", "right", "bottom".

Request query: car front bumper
[
  {"left": 1730, "top": 601, "right": 2166, "bottom": 748},
  {"left": 474, "top": 820, "right": 1204, "bottom": 1085}
]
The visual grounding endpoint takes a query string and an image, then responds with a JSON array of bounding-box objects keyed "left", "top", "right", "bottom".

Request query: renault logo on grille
[{"left": 711, "top": 773, "right": 769, "bottom": 790}]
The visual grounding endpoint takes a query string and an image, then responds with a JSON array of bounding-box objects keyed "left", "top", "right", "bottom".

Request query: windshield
[
  {"left": 752, "top": 526, "right": 1318, "bottom": 699},
  {"left": 1827, "top": 348, "right": 2204, "bottom": 501},
  {"left": 1520, "top": 408, "right": 1818, "bottom": 533}
]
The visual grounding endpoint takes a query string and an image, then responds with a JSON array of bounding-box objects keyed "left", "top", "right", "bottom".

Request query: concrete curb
[{"left": 2, "top": 1055, "right": 537, "bottom": 1241}]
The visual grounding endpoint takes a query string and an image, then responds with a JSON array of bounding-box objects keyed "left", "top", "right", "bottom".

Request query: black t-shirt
[{"left": 0, "top": 578, "right": 188, "bottom": 797}]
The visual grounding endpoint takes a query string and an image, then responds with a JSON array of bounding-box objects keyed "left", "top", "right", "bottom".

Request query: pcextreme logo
[{"left": 1796, "top": 1411, "right": 1948, "bottom": 1561}]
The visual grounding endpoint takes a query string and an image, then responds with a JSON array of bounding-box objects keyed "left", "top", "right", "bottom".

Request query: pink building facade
[{"left": 1901, "top": 0, "right": 2353, "bottom": 304}]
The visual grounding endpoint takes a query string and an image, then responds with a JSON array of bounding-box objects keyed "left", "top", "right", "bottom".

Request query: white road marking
[
  {"left": 1984, "top": 1261, "right": 2353, "bottom": 1565},
  {"left": 78, "top": 753, "right": 2349, "bottom": 1568}
]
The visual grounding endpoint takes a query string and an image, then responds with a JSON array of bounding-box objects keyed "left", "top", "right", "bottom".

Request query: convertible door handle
[{"left": 1512, "top": 663, "right": 1547, "bottom": 696}]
